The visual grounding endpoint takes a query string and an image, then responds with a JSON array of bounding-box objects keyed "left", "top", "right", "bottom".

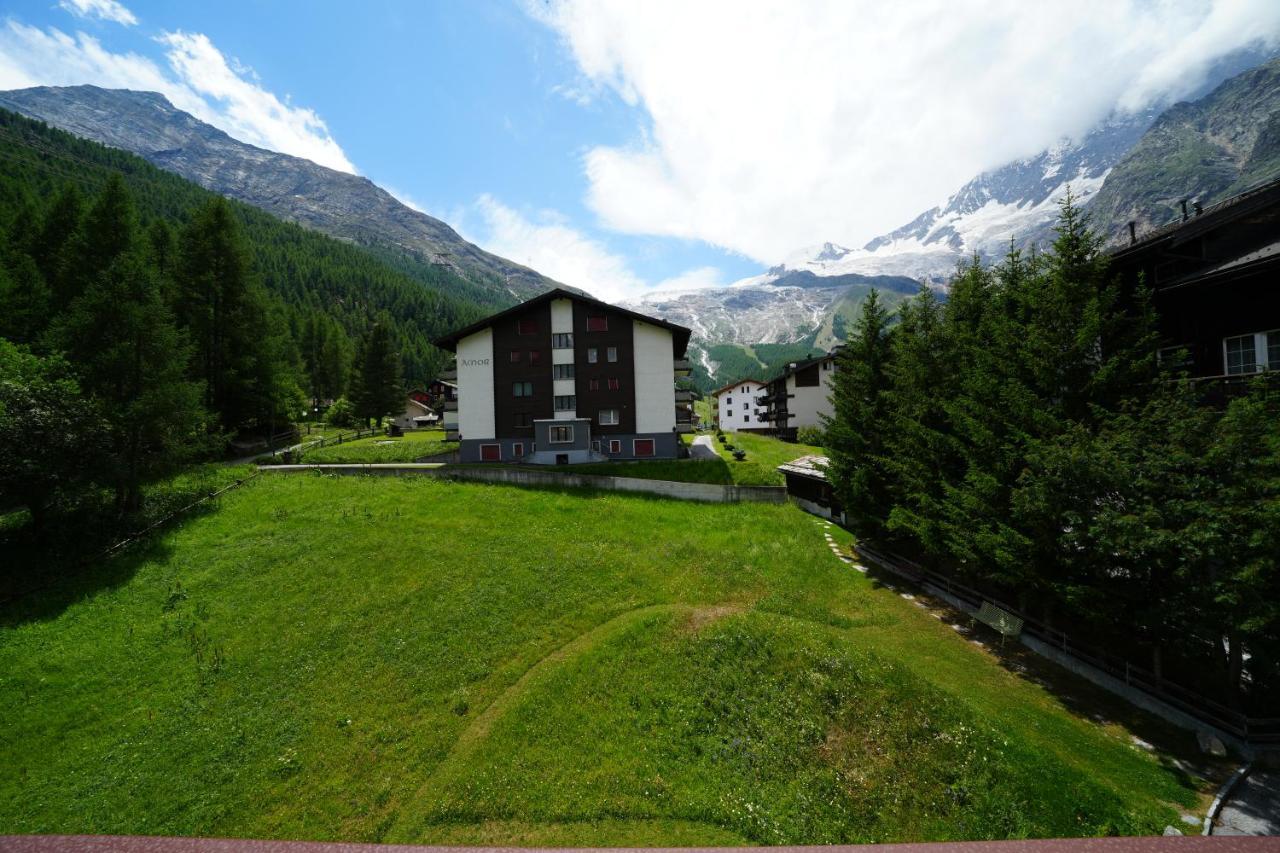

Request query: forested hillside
[{"left": 0, "top": 108, "right": 490, "bottom": 387}]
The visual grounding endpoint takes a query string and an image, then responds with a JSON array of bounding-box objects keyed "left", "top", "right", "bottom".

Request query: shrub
[
  {"left": 733, "top": 450, "right": 746, "bottom": 461},
  {"left": 796, "top": 425, "right": 826, "bottom": 447},
  {"left": 326, "top": 396, "right": 356, "bottom": 427}
]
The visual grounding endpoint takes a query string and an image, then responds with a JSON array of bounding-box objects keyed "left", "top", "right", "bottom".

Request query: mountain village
[{"left": 1, "top": 6, "right": 1279, "bottom": 851}]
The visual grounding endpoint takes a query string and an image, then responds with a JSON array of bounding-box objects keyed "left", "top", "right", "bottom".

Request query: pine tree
[
  {"left": 823, "top": 289, "right": 893, "bottom": 538},
  {"left": 63, "top": 175, "right": 135, "bottom": 309},
  {"left": 352, "top": 319, "right": 402, "bottom": 427},
  {"left": 54, "top": 250, "right": 208, "bottom": 512}
]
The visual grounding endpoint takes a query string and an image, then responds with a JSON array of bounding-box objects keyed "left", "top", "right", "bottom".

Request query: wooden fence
[
  {"left": 262, "top": 426, "right": 384, "bottom": 461},
  {"left": 855, "top": 542, "right": 1280, "bottom": 748}
]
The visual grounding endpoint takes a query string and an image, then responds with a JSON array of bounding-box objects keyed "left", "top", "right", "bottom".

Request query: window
[
  {"left": 587, "top": 347, "right": 598, "bottom": 363},
  {"left": 607, "top": 346, "right": 618, "bottom": 363},
  {"left": 608, "top": 378, "right": 620, "bottom": 391},
  {"left": 599, "top": 408, "right": 619, "bottom": 425},
  {"left": 513, "top": 381, "right": 533, "bottom": 397},
  {"left": 727, "top": 396, "right": 733, "bottom": 405},
  {"left": 742, "top": 402, "right": 748, "bottom": 410},
  {"left": 588, "top": 378, "right": 600, "bottom": 391},
  {"left": 609, "top": 439, "right": 621, "bottom": 454},
  {"left": 634, "top": 438, "right": 655, "bottom": 457},
  {"left": 512, "top": 442, "right": 524, "bottom": 457},
  {"left": 1157, "top": 345, "right": 1193, "bottom": 371},
  {"left": 552, "top": 333, "right": 573, "bottom": 349},
  {"left": 1225, "top": 334, "right": 1260, "bottom": 375},
  {"left": 550, "top": 425, "right": 574, "bottom": 444},
  {"left": 554, "top": 395, "right": 576, "bottom": 411},
  {"left": 1270, "top": 331, "right": 1280, "bottom": 370},
  {"left": 744, "top": 413, "right": 751, "bottom": 423},
  {"left": 509, "top": 350, "right": 521, "bottom": 363},
  {"left": 513, "top": 412, "right": 531, "bottom": 428},
  {"left": 591, "top": 440, "right": 601, "bottom": 452},
  {"left": 529, "top": 350, "right": 541, "bottom": 365},
  {"left": 587, "top": 313, "right": 609, "bottom": 332},
  {"left": 517, "top": 318, "right": 538, "bottom": 335},
  {"left": 553, "top": 364, "right": 575, "bottom": 380},
  {"left": 823, "top": 360, "right": 833, "bottom": 371},
  {"left": 480, "top": 444, "right": 501, "bottom": 461}
]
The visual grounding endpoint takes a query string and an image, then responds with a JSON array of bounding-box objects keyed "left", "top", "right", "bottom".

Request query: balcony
[
  {"left": 674, "top": 389, "right": 693, "bottom": 402},
  {"left": 444, "top": 400, "right": 458, "bottom": 412},
  {"left": 676, "top": 422, "right": 694, "bottom": 434},
  {"left": 673, "top": 358, "right": 691, "bottom": 376},
  {"left": 439, "top": 366, "right": 457, "bottom": 381}
]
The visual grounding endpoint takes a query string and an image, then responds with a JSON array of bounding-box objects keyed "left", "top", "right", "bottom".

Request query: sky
[{"left": 1, "top": 0, "right": 1278, "bottom": 302}]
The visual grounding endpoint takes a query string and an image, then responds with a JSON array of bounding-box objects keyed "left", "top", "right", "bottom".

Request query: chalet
[
  {"left": 756, "top": 349, "right": 841, "bottom": 441},
  {"left": 434, "top": 288, "right": 693, "bottom": 464},
  {"left": 712, "top": 379, "right": 768, "bottom": 432},
  {"left": 388, "top": 394, "right": 438, "bottom": 431},
  {"left": 1109, "top": 177, "right": 1280, "bottom": 398},
  {"left": 777, "top": 455, "right": 844, "bottom": 524}
]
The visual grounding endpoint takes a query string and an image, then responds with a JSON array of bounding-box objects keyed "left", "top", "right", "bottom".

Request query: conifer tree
[
  {"left": 55, "top": 251, "right": 207, "bottom": 512},
  {"left": 824, "top": 289, "right": 892, "bottom": 538},
  {"left": 352, "top": 319, "right": 402, "bottom": 427}
]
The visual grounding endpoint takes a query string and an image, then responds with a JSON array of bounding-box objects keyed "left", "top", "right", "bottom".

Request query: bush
[
  {"left": 326, "top": 396, "right": 356, "bottom": 427},
  {"left": 796, "top": 425, "right": 826, "bottom": 447},
  {"left": 733, "top": 450, "right": 746, "bottom": 461}
]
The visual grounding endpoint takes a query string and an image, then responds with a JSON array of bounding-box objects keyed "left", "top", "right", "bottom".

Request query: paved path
[
  {"left": 1215, "top": 768, "right": 1280, "bottom": 836},
  {"left": 689, "top": 434, "right": 720, "bottom": 460}
]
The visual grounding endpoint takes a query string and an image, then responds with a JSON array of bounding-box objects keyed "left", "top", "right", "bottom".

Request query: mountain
[
  {"left": 1085, "top": 56, "right": 1280, "bottom": 244},
  {"left": 0, "top": 85, "right": 558, "bottom": 306}
]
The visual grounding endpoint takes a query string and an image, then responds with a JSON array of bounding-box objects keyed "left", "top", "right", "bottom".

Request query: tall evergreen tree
[
  {"left": 351, "top": 319, "right": 402, "bottom": 427},
  {"left": 824, "top": 289, "right": 893, "bottom": 538},
  {"left": 55, "top": 250, "right": 208, "bottom": 512}
]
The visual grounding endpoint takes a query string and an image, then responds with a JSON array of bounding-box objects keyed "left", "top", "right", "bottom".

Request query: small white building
[
  {"left": 712, "top": 378, "right": 767, "bottom": 432},
  {"left": 389, "top": 396, "right": 438, "bottom": 431}
]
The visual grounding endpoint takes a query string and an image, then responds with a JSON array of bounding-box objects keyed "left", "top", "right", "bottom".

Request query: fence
[
  {"left": 854, "top": 542, "right": 1280, "bottom": 749},
  {"left": 262, "top": 426, "right": 384, "bottom": 461}
]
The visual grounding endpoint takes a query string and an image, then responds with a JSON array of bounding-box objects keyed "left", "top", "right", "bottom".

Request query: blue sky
[{"left": 2, "top": 0, "right": 1278, "bottom": 301}]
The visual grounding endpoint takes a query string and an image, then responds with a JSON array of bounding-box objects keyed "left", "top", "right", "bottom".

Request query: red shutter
[
  {"left": 480, "top": 444, "right": 501, "bottom": 461},
  {"left": 634, "top": 439, "right": 655, "bottom": 457}
]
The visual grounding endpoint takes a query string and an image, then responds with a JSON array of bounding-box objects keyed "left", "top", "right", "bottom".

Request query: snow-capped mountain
[{"left": 777, "top": 110, "right": 1157, "bottom": 286}]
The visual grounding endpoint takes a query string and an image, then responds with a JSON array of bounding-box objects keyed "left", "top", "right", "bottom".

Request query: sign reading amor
[{"left": 460, "top": 358, "right": 490, "bottom": 367}]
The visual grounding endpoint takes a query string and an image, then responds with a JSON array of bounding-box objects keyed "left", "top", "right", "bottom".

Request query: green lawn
[
  {"left": 568, "top": 431, "right": 820, "bottom": 487},
  {"left": 297, "top": 429, "right": 455, "bottom": 464},
  {"left": 0, "top": 475, "right": 1202, "bottom": 845}
]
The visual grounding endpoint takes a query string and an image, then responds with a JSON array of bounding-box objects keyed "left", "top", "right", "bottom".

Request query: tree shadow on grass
[
  {"left": 0, "top": 475, "right": 245, "bottom": 627},
  {"left": 859, "top": 563, "right": 1235, "bottom": 800}
]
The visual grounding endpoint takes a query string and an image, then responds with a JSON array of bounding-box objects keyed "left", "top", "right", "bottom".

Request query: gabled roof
[
  {"left": 1108, "top": 175, "right": 1280, "bottom": 262},
  {"left": 433, "top": 287, "right": 692, "bottom": 356},
  {"left": 710, "top": 378, "right": 766, "bottom": 397},
  {"left": 766, "top": 347, "right": 842, "bottom": 384}
]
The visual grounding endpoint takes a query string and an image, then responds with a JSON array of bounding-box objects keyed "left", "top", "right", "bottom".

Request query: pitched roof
[
  {"left": 776, "top": 454, "right": 831, "bottom": 481},
  {"left": 433, "top": 287, "right": 692, "bottom": 356},
  {"left": 710, "top": 378, "right": 766, "bottom": 397},
  {"left": 1108, "top": 175, "right": 1280, "bottom": 262}
]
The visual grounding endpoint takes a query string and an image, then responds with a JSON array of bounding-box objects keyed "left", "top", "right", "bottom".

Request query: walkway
[
  {"left": 689, "top": 434, "right": 720, "bottom": 460},
  {"left": 1215, "top": 768, "right": 1280, "bottom": 836}
]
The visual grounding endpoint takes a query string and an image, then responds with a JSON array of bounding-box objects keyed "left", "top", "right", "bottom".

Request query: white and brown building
[
  {"left": 757, "top": 349, "right": 841, "bottom": 440},
  {"left": 711, "top": 378, "right": 767, "bottom": 432},
  {"left": 434, "top": 288, "right": 693, "bottom": 464}
]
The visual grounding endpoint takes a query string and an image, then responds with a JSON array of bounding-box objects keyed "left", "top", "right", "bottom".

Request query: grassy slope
[
  {"left": 0, "top": 475, "right": 1198, "bottom": 844},
  {"left": 567, "top": 432, "right": 821, "bottom": 488},
  {"left": 299, "top": 430, "right": 455, "bottom": 464}
]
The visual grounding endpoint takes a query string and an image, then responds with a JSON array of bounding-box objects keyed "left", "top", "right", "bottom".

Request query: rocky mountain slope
[
  {"left": 0, "top": 85, "right": 558, "bottom": 305},
  {"left": 1085, "top": 56, "right": 1280, "bottom": 244}
]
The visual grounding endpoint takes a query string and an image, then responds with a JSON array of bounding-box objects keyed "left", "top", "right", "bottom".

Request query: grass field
[
  {"left": 569, "top": 431, "right": 822, "bottom": 487},
  {"left": 0, "top": 475, "right": 1203, "bottom": 844},
  {"left": 298, "top": 429, "right": 454, "bottom": 464}
]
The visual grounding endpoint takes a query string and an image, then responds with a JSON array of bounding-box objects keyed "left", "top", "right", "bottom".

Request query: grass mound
[{"left": 0, "top": 475, "right": 1198, "bottom": 844}]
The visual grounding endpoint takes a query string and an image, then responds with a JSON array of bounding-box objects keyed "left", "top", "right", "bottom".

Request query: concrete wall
[
  {"left": 263, "top": 463, "right": 786, "bottom": 504},
  {"left": 633, "top": 320, "right": 675, "bottom": 433},
  {"left": 456, "top": 328, "right": 495, "bottom": 440}
]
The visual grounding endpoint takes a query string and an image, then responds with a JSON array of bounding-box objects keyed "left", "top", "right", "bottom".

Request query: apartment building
[
  {"left": 711, "top": 379, "right": 768, "bottom": 432},
  {"left": 435, "top": 288, "right": 693, "bottom": 463},
  {"left": 756, "top": 349, "right": 840, "bottom": 441}
]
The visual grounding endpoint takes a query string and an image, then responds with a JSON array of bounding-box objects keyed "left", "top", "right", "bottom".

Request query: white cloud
[
  {"left": 533, "top": 0, "right": 1280, "bottom": 263},
  {"left": 474, "top": 194, "right": 714, "bottom": 302},
  {"left": 58, "top": 0, "right": 137, "bottom": 27},
  {"left": 0, "top": 21, "right": 356, "bottom": 173}
]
